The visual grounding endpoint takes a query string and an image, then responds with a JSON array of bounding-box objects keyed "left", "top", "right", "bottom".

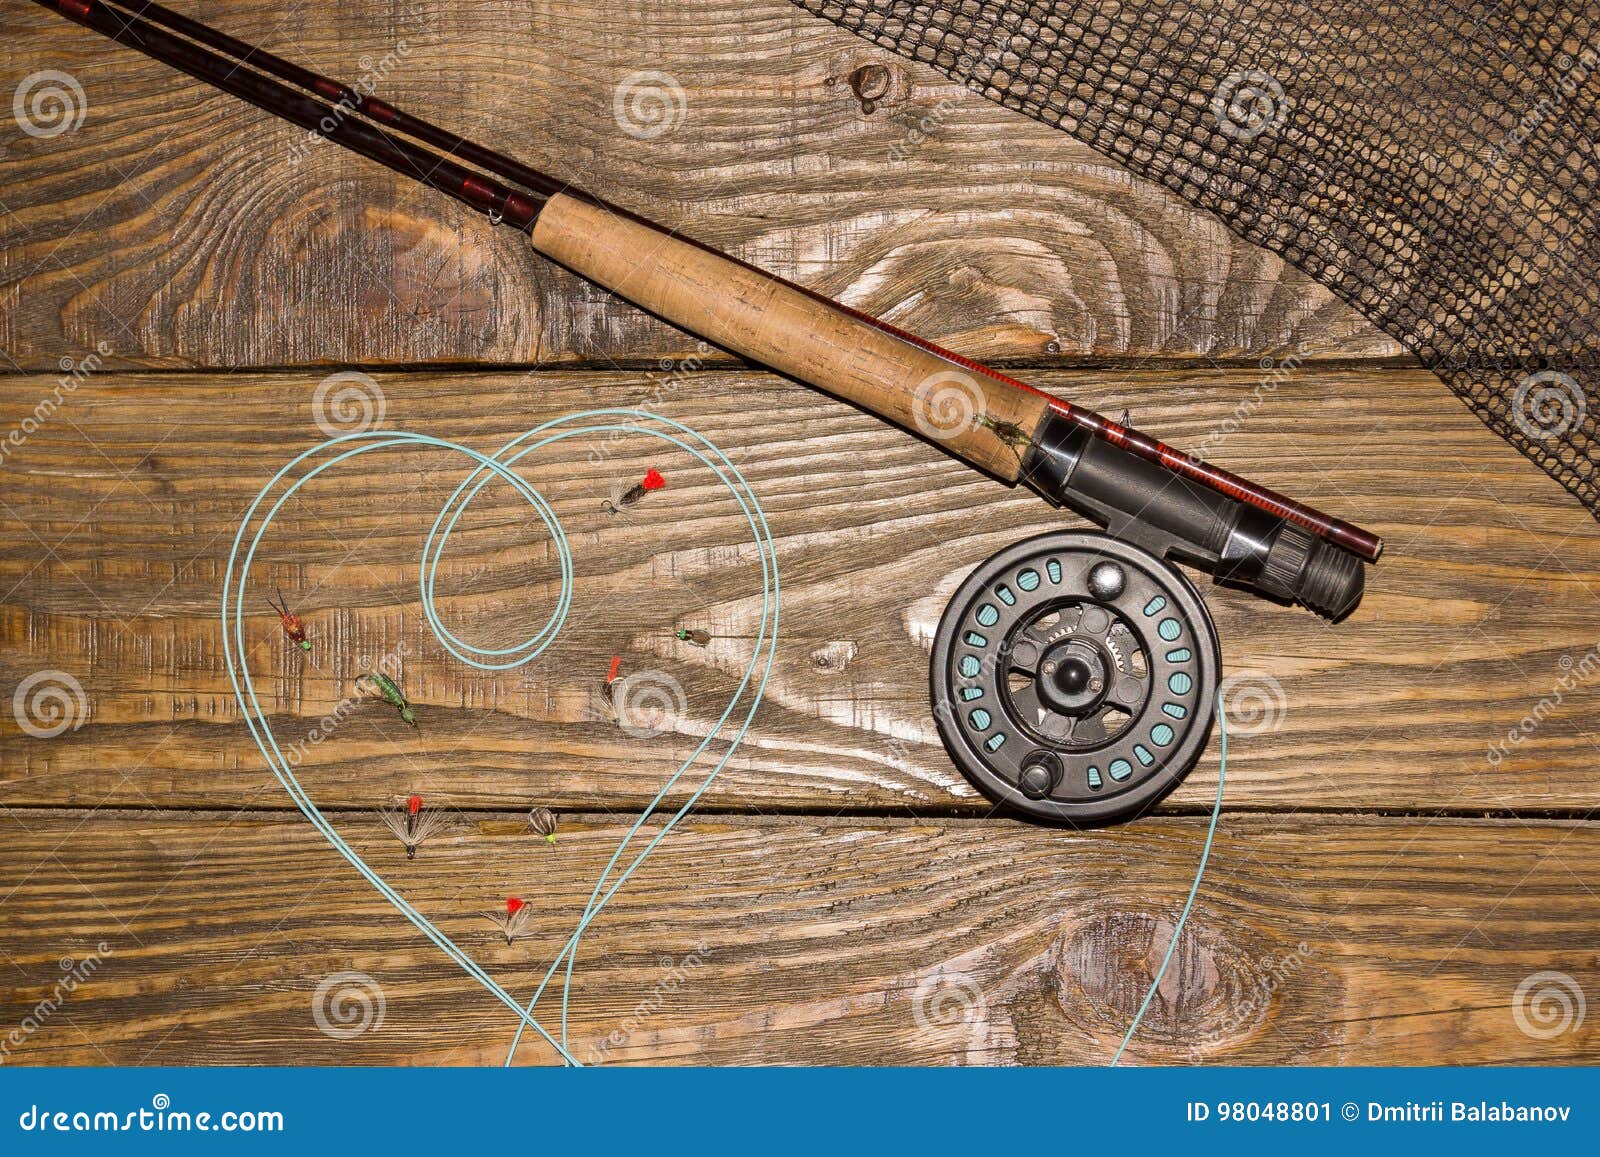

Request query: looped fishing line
[
  {"left": 221, "top": 407, "right": 1221, "bottom": 1067},
  {"left": 221, "top": 410, "right": 779, "bottom": 1068}
]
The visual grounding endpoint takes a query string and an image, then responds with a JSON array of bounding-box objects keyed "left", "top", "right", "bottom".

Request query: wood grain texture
[
  {"left": 3, "top": 365, "right": 1598, "bottom": 814},
  {"left": 0, "top": 0, "right": 1401, "bottom": 371},
  {"left": 1, "top": 810, "right": 1595, "bottom": 1066},
  {"left": 2, "top": 0, "right": 1593, "bottom": 1072}
]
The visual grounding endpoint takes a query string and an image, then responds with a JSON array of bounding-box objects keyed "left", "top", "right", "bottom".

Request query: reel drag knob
[{"left": 929, "top": 532, "right": 1221, "bottom": 825}]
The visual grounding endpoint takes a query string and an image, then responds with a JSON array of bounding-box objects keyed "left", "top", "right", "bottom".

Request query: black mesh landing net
[{"left": 792, "top": 1, "right": 1600, "bottom": 518}]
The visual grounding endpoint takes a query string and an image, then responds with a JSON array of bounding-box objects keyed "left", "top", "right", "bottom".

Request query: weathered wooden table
[{"left": 2, "top": 1, "right": 1597, "bottom": 1065}]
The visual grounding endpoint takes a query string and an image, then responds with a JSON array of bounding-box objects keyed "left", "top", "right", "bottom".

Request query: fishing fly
[
  {"left": 601, "top": 468, "right": 666, "bottom": 515},
  {"left": 359, "top": 671, "right": 417, "bottom": 728},
  {"left": 376, "top": 793, "right": 451, "bottom": 859},
  {"left": 268, "top": 588, "right": 312, "bottom": 652},
  {"left": 528, "top": 806, "right": 559, "bottom": 845},
  {"left": 484, "top": 896, "right": 536, "bottom": 946},
  {"left": 675, "top": 627, "right": 712, "bottom": 647},
  {"left": 589, "top": 654, "right": 624, "bottom": 724},
  {"left": 977, "top": 414, "right": 1037, "bottom": 464}
]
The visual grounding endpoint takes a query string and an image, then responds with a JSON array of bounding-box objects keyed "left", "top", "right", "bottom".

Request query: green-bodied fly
[
  {"left": 976, "top": 413, "right": 1036, "bottom": 463},
  {"left": 359, "top": 670, "right": 417, "bottom": 728}
]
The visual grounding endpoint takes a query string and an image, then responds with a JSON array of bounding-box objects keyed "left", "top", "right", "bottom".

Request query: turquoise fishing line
[
  {"left": 221, "top": 411, "right": 778, "bottom": 1069},
  {"left": 498, "top": 418, "right": 779, "bottom": 1063},
  {"left": 1111, "top": 695, "right": 1227, "bottom": 1066},
  {"left": 223, "top": 409, "right": 1215, "bottom": 1066},
  {"left": 222, "top": 431, "right": 578, "bottom": 1063}
]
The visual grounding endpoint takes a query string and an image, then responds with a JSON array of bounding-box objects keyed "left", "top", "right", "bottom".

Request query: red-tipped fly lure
[
  {"left": 33, "top": 0, "right": 1381, "bottom": 617},
  {"left": 376, "top": 793, "right": 450, "bottom": 859},
  {"left": 267, "top": 588, "right": 311, "bottom": 652},
  {"left": 484, "top": 896, "right": 534, "bottom": 946},
  {"left": 602, "top": 468, "right": 666, "bottom": 515}
]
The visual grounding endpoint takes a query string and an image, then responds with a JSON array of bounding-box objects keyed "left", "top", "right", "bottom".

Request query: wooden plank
[
  {"left": 0, "top": 810, "right": 1594, "bottom": 1065},
  {"left": 0, "top": 0, "right": 1399, "bottom": 371},
  {"left": 2, "top": 365, "right": 1598, "bottom": 812}
]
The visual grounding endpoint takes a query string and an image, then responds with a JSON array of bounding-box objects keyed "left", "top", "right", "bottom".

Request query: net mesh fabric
[{"left": 792, "top": 1, "right": 1600, "bottom": 517}]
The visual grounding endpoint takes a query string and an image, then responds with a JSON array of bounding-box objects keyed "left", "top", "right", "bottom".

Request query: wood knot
[
  {"left": 1052, "top": 907, "right": 1314, "bottom": 1056},
  {"left": 810, "top": 640, "right": 858, "bottom": 672},
  {"left": 844, "top": 64, "right": 893, "bottom": 114}
]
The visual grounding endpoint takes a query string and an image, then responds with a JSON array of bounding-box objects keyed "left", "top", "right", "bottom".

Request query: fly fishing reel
[{"left": 930, "top": 532, "right": 1220, "bottom": 825}]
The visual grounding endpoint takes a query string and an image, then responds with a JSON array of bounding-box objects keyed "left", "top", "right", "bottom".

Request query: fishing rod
[
  {"left": 32, "top": 0, "right": 1385, "bottom": 821},
  {"left": 35, "top": 0, "right": 1379, "bottom": 616}
]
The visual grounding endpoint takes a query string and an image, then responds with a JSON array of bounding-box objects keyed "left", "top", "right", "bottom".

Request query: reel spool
[{"left": 930, "top": 532, "right": 1220, "bottom": 825}]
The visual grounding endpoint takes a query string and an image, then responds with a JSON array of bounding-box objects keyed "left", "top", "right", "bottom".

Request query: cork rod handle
[{"left": 530, "top": 193, "right": 1050, "bottom": 481}]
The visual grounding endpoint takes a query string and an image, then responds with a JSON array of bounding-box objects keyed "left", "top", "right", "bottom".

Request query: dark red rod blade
[
  {"left": 39, "top": 0, "right": 546, "bottom": 228},
  {"left": 95, "top": 0, "right": 569, "bottom": 202}
]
